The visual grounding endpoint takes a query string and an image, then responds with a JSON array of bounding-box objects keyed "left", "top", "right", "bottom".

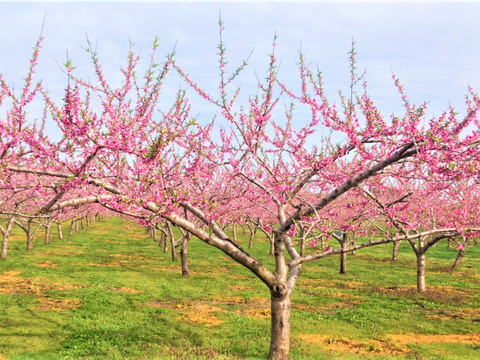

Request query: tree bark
[
  {"left": 26, "top": 219, "right": 34, "bottom": 250},
  {"left": 57, "top": 221, "right": 63, "bottom": 240},
  {"left": 268, "top": 284, "right": 291, "bottom": 360},
  {"left": 247, "top": 222, "right": 256, "bottom": 249},
  {"left": 232, "top": 224, "right": 238, "bottom": 244},
  {"left": 44, "top": 222, "right": 51, "bottom": 245},
  {"left": 451, "top": 247, "right": 465, "bottom": 270},
  {"left": 181, "top": 231, "right": 190, "bottom": 277},
  {"left": 1, "top": 218, "right": 15, "bottom": 260},
  {"left": 392, "top": 240, "right": 401, "bottom": 261},
  {"left": 416, "top": 251, "right": 427, "bottom": 293},
  {"left": 167, "top": 221, "right": 177, "bottom": 262},
  {"left": 69, "top": 218, "right": 76, "bottom": 236}
]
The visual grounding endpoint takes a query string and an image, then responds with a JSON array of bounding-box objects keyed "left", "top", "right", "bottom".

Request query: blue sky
[{"left": 1, "top": 1, "right": 480, "bottom": 128}]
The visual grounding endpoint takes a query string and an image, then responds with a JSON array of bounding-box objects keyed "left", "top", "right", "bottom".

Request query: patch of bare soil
[
  {"left": 144, "top": 299, "right": 223, "bottom": 326},
  {"left": 293, "top": 299, "right": 363, "bottom": 313},
  {"left": 299, "top": 332, "right": 480, "bottom": 356},
  {"left": 298, "top": 277, "right": 335, "bottom": 289},
  {"left": 229, "top": 285, "right": 255, "bottom": 291},
  {"left": 31, "top": 298, "right": 82, "bottom": 311},
  {"left": 0, "top": 270, "right": 84, "bottom": 311},
  {"left": 298, "top": 334, "right": 406, "bottom": 355},
  {"left": 370, "top": 285, "right": 469, "bottom": 304},
  {"left": 424, "top": 307, "right": 480, "bottom": 322},
  {"left": 37, "top": 261, "right": 58, "bottom": 267},
  {"left": 144, "top": 295, "right": 273, "bottom": 323},
  {"left": 177, "top": 302, "right": 224, "bottom": 327},
  {"left": 108, "top": 287, "right": 143, "bottom": 293},
  {"left": 110, "top": 253, "right": 154, "bottom": 261},
  {"left": 386, "top": 333, "right": 480, "bottom": 345}
]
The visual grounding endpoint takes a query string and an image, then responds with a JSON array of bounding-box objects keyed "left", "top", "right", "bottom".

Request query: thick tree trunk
[
  {"left": 27, "top": 233, "right": 34, "bottom": 250},
  {"left": 1, "top": 218, "right": 15, "bottom": 260},
  {"left": 392, "top": 241, "right": 401, "bottom": 261},
  {"left": 416, "top": 251, "right": 427, "bottom": 293},
  {"left": 268, "top": 285, "right": 291, "bottom": 360}
]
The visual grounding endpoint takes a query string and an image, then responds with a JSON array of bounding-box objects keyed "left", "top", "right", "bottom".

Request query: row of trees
[{"left": 1, "top": 24, "right": 479, "bottom": 359}]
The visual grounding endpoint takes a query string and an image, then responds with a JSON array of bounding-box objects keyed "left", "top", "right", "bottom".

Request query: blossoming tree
[{"left": 2, "top": 25, "right": 480, "bottom": 359}]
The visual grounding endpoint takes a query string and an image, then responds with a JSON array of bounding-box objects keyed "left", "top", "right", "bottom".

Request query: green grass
[{"left": 1, "top": 217, "right": 479, "bottom": 359}]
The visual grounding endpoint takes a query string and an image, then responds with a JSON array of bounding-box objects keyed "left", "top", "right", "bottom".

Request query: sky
[{"left": 1, "top": 1, "right": 480, "bottom": 131}]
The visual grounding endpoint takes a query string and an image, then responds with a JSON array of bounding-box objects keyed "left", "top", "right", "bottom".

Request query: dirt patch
[
  {"left": 109, "top": 287, "right": 143, "bottom": 293},
  {"left": 143, "top": 299, "right": 224, "bottom": 326},
  {"left": 177, "top": 302, "right": 224, "bottom": 327},
  {"left": 424, "top": 307, "right": 480, "bottom": 322},
  {"left": 110, "top": 253, "right": 154, "bottom": 261},
  {"left": 31, "top": 297, "right": 82, "bottom": 311},
  {"left": 370, "top": 285, "right": 469, "bottom": 304},
  {"left": 37, "top": 261, "right": 58, "bottom": 268},
  {"left": 298, "top": 334, "right": 405, "bottom": 355},
  {"left": 386, "top": 333, "right": 480, "bottom": 345},
  {"left": 229, "top": 285, "right": 255, "bottom": 291},
  {"left": 0, "top": 270, "right": 83, "bottom": 311},
  {"left": 298, "top": 277, "right": 335, "bottom": 289},
  {"left": 35, "top": 246, "right": 84, "bottom": 256},
  {"left": 299, "top": 332, "right": 480, "bottom": 356},
  {"left": 293, "top": 299, "right": 363, "bottom": 313}
]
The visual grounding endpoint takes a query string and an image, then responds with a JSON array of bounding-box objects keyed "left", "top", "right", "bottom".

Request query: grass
[{"left": 0, "top": 217, "right": 479, "bottom": 359}]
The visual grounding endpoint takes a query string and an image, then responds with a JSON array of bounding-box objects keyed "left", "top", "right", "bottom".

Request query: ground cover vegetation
[
  {"left": 0, "top": 217, "right": 480, "bottom": 359},
  {"left": 1, "top": 20, "right": 480, "bottom": 359}
]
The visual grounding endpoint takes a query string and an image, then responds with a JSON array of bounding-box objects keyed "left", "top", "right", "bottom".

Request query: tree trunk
[
  {"left": 416, "top": 251, "right": 427, "bottom": 293},
  {"left": 75, "top": 218, "right": 79, "bottom": 232},
  {"left": 1, "top": 218, "right": 15, "bottom": 260},
  {"left": 339, "top": 233, "right": 348, "bottom": 274},
  {"left": 57, "top": 221, "right": 63, "bottom": 240},
  {"left": 69, "top": 218, "right": 76, "bottom": 236},
  {"left": 268, "top": 234, "right": 274, "bottom": 256},
  {"left": 27, "top": 233, "right": 34, "bottom": 250},
  {"left": 268, "top": 285, "right": 291, "bottom": 360},
  {"left": 168, "top": 223, "right": 178, "bottom": 262},
  {"left": 447, "top": 237, "right": 453, "bottom": 250},
  {"left": 232, "top": 224, "right": 238, "bottom": 244},
  {"left": 26, "top": 219, "right": 34, "bottom": 250},
  {"left": 151, "top": 226, "right": 157, "bottom": 242},
  {"left": 248, "top": 224, "right": 256, "bottom": 249},
  {"left": 44, "top": 223, "right": 51, "bottom": 245},
  {"left": 451, "top": 247, "right": 465, "bottom": 270},
  {"left": 392, "top": 241, "right": 401, "bottom": 261},
  {"left": 181, "top": 232, "right": 190, "bottom": 277},
  {"left": 163, "top": 231, "right": 169, "bottom": 254}
]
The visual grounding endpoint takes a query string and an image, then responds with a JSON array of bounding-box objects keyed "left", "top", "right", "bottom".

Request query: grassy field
[{"left": 0, "top": 217, "right": 479, "bottom": 360}]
